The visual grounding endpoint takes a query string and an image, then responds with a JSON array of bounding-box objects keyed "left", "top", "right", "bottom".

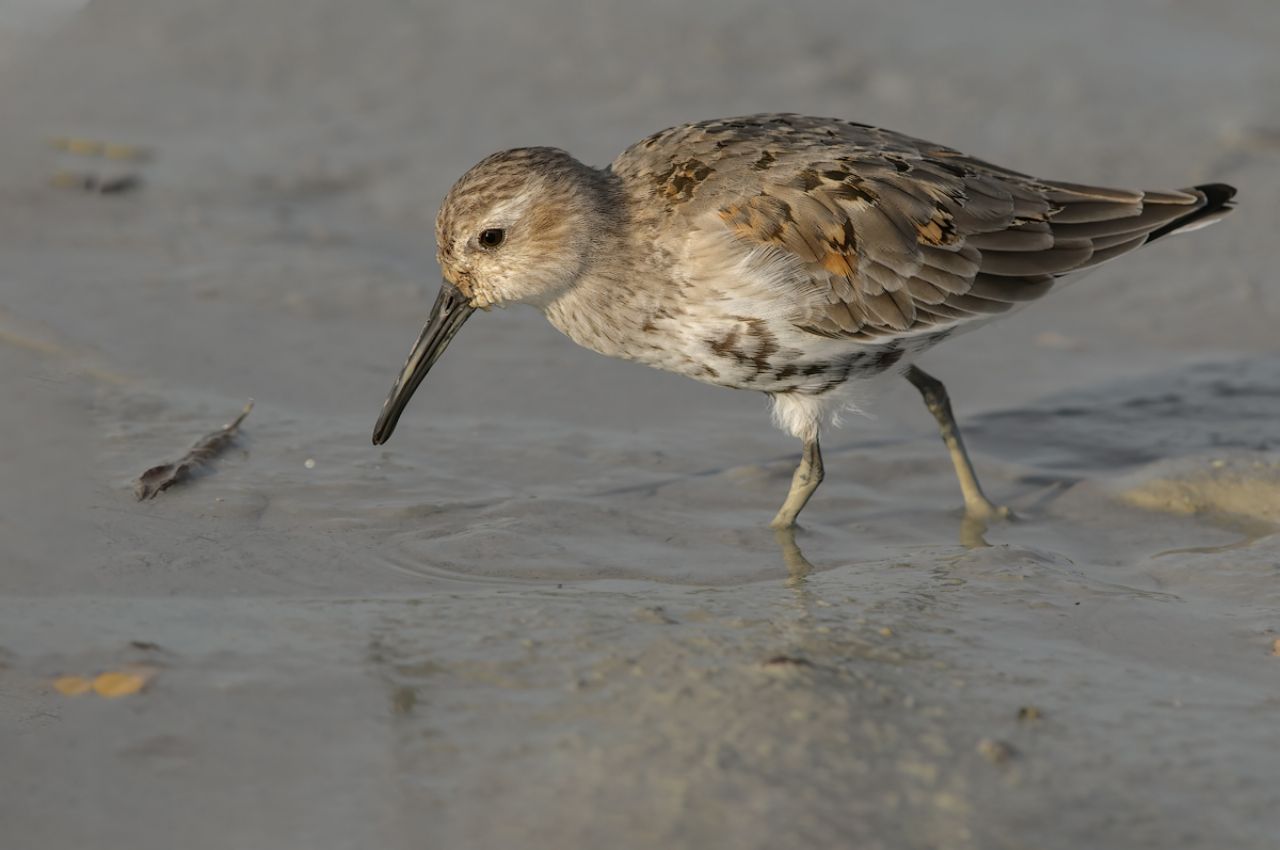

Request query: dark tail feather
[{"left": 1147, "top": 183, "right": 1237, "bottom": 243}]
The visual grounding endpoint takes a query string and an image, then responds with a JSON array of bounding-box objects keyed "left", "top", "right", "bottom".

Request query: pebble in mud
[{"left": 976, "top": 738, "right": 1017, "bottom": 764}]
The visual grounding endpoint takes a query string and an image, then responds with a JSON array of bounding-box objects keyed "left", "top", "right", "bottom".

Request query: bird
[{"left": 371, "top": 113, "right": 1236, "bottom": 530}]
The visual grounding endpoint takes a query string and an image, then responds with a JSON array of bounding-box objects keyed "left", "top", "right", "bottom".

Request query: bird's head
[{"left": 372, "top": 147, "right": 619, "bottom": 445}]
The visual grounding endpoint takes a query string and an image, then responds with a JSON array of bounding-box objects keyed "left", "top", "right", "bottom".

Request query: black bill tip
[{"left": 371, "top": 282, "right": 476, "bottom": 445}]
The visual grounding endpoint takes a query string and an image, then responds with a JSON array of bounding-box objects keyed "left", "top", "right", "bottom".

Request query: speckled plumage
[{"left": 374, "top": 113, "right": 1236, "bottom": 528}]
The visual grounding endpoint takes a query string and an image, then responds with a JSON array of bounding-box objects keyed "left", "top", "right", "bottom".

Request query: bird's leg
[
  {"left": 770, "top": 434, "right": 825, "bottom": 530},
  {"left": 904, "top": 365, "right": 1010, "bottom": 522}
]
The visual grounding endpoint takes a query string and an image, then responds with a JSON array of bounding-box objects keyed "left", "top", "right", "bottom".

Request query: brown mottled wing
[{"left": 612, "top": 114, "right": 1228, "bottom": 341}]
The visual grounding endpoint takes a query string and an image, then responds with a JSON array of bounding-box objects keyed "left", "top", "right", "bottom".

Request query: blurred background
[{"left": 1, "top": 0, "right": 1277, "bottom": 420}]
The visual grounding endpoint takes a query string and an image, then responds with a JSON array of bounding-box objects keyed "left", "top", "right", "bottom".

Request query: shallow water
[{"left": 2, "top": 1, "right": 1279, "bottom": 848}]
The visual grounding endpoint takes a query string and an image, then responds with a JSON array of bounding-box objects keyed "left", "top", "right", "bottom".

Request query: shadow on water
[
  {"left": 776, "top": 507, "right": 1003, "bottom": 586},
  {"left": 363, "top": 357, "right": 1280, "bottom": 587},
  {"left": 968, "top": 356, "right": 1280, "bottom": 474},
  {"left": 1153, "top": 513, "right": 1276, "bottom": 556}
]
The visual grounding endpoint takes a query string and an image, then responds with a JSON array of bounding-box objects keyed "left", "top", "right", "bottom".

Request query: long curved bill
[{"left": 371, "top": 282, "right": 476, "bottom": 445}]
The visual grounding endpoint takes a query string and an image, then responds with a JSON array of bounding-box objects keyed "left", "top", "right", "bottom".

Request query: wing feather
[
  {"left": 611, "top": 114, "right": 1235, "bottom": 342},
  {"left": 977, "top": 240, "right": 1094, "bottom": 276}
]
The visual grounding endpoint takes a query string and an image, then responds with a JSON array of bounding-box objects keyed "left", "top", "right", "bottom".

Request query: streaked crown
[{"left": 434, "top": 147, "right": 622, "bottom": 309}]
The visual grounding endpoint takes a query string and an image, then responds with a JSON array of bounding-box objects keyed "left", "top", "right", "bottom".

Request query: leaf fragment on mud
[
  {"left": 49, "top": 170, "right": 143, "bottom": 195},
  {"left": 93, "top": 666, "right": 157, "bottom": 698},
  {"left": 47, "top": 137, "right": 153, "bottom": 161},
  {"left": 134, "top": 401, "right": 253, "bottom": 500},
  {"left": 53, "top": 676, "right": 93, "bottom": 696},
  {"left": 53, "top": 666, "right": 158, "bottom": 698}
]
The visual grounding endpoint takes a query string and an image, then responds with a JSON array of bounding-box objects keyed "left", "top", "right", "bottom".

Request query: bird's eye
[{"left": 478, "top": 228, "right": 505, "bottom": 249}]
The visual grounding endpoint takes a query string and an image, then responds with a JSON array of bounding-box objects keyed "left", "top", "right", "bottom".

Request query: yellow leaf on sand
[
  {"left": 53, "top": 676, "right": 93, "bottom": 696},
  {"left": 92, "top": 666, "right": 157, "bottom": 698}
]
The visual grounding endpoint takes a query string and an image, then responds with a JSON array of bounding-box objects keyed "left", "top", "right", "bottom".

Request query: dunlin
[{"left": 372, "top": 114, "right": 1235, "bottom": 529}]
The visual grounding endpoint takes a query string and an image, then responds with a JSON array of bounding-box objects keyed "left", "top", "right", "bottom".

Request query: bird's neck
[
  {"left": 540, "top": 242, "right": 660, "bottom": 360},
  {"left": 540, "top": 203, "right": 685, "bottom": 359}
]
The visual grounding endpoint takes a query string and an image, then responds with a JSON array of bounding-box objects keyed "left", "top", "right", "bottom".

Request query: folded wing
[{"left": 704, "top": 124, "right": 1234, "bottom": 340}]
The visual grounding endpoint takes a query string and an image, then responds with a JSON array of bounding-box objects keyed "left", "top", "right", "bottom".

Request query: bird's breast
[{"left": 544, "top": 284, "right": 919, "bottom": 395}]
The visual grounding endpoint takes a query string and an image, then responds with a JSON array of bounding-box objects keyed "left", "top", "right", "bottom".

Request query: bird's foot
[
  {"left": 958, "top": 500, "right": 1015, "bottom": 549},
  {"left": 964, "top": 500, "right": 1015, "bottom": 524}
]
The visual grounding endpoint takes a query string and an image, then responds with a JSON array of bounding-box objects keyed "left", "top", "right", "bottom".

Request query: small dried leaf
[
  {"left": 47, "top": 136, "right": 153, "bottom": 162},
  {"left": 53, "top": 676, "right": 93, "bottom": 696},
  {"left": 92, "top": 666, "right": 157, "bottom": 698},
  {"left": 49, "top": 170, "right": 143, "bottom": 195},
  {"left": 763, "top": 655, "right": 813, "bottom": 668},
  {"left": 135, "top": 401, "right": 253, "bottom": 500}
]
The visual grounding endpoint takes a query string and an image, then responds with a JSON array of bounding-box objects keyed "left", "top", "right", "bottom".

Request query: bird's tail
[{"left": 1145, "top": 183, "right": 1237, "bottom": 243}]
